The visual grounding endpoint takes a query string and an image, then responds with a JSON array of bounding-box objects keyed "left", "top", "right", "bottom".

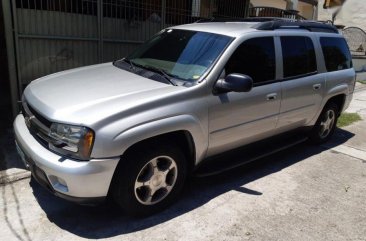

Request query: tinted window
[
  {"left": 225, "top": 37, "right": 275, "bottom": 84},
  {"left": 320, "top": 37, "right": 352, "bottom": 72},
  {"left": 281, "top": 36, "right": 317, "bottom": 78}
]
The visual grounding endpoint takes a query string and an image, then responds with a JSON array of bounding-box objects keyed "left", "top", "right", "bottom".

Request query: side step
[{"left": 195, "top": 134, "right": 308, "bottom": 177}]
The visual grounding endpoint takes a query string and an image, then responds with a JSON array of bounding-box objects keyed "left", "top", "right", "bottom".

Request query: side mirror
[{"left": 214, "top": 73, "right": 253, "bottom": 94}]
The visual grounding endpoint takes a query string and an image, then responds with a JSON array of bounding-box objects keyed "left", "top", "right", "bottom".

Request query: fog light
[
  {"left": 57, "top": 177, "right": 67, "bottom": 187},
  {"left": 49, "top": 175, "right": 69, "bottom": 192}
]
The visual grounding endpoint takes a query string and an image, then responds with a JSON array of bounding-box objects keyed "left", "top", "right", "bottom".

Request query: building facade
[
  {"left": 318, "top": 0, "right": 366, "bottom": 77},
  {"left": 318, "top": 0, "right": 366, "bottom": 30},
  {"left": 250, "top": 0, "right": 318, "bottom": 20}
]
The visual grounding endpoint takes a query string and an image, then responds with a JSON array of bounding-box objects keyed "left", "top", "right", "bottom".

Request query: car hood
[{"left": 24, "top": 63, "right": 183, "bottom": 125}]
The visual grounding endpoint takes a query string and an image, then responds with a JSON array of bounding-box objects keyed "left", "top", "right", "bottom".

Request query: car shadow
[
  {"left": 30, "top": 128, "right": 354, "bottom": 239},
  {"left": 0, "top": 128, "right": 25, "bottom": 171}
]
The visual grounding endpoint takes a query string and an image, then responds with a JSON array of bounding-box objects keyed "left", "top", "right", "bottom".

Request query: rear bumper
[{"left": 14, "top": 114, "right": 120, "bottom": 202}]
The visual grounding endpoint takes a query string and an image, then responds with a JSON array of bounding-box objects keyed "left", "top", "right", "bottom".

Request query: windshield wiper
[
  {"left": 128, "top": 61, "right": 177, "bottom": 86},
  {"left": 121, "top": 58, "right": 136, "bottom": 70},
  {"left": 142, "top": 65, "right": 178, "bottom": 86},
  {"left": 120, "top": 59, "right": 178, "bottom": 86}
]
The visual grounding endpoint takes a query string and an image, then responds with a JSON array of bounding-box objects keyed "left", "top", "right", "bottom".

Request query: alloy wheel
[
  {"left": 134, "top": 156, "right": 178, "bottom": 205},
  {"left": 319, "top": 109, "right": 336, "bottom": 139}
]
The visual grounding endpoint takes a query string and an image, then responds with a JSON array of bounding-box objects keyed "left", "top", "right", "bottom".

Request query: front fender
[{"left": 92, "top": 115, "right": 208, "bottom": 165}]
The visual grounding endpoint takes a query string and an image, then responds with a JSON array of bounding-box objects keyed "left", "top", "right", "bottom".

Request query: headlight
[{"left": 49, "top": 123, "right": 94, "bottom": 160}]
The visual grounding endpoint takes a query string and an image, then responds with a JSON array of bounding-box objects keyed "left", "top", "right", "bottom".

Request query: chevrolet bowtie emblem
[{"left": 25, "top": 115, "right": 35, "bottom": 128}]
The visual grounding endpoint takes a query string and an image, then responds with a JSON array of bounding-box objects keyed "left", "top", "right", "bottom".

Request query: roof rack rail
[
  {"left": 253, "top": 20, "right": 339, "bottom": 33},
  {"left": 195, "top": 17, "right": 294, "bottom": 23},
  {"left": 194, "top": 17, "right": 338, "bottom": 34}
]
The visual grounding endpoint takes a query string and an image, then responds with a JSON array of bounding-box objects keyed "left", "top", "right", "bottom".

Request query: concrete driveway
[{"left": 1, "top": 87, "right": 366, "bottom": 241}]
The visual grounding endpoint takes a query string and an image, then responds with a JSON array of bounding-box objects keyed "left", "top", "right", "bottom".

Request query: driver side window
[{"left": 224, "top": 37, "right": 276, "bottom": 85}]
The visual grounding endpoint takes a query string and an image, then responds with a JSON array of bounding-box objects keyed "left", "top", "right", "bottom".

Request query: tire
[
  {"left": 309, "top": 102, "right": 339, "bottom": 144},
  {"left": 111, "top": 140, "right": 187, "bottom": 216}
]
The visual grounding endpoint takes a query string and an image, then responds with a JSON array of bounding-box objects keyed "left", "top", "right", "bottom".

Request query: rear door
[
  {"left": 277, "top": 35, "right": 325, "bottom": 130},
  {"left": 319, "top": 36, "right": 355, "bottom": 102}
]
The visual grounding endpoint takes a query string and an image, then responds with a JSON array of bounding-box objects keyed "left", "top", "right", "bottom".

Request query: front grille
[
  {"left": 22, "top": 99, "right": 55, "bottom": 148},
  {"left": 27, "top": 104, "right": 52, "bottom": 128}
]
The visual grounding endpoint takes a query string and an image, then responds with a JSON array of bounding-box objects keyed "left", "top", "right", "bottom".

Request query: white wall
[
  {"left": 353, "top": 58, "right": 366, "bottom": 72},
  {"left": 318, "top": 0, "right": 366, "bottom": 30}
]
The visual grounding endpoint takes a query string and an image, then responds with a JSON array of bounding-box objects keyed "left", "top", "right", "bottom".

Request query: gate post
[
  {"left": 97, "top": 0, "right": 104, "bottom": 62},
  {"left": 209, "top": 0, "right": 213, "bottom": 18},
  {"left": 2, "top": 0, "right": 19, "bottom": 116},
  {"left": 244, "top": 0, "right": 250, "bottom": 17},
  {"left": 161, "top": 0, "right": 166, "bottom": 29}
]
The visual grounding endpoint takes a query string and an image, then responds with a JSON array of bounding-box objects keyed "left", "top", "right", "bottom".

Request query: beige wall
[
  {"left": 318, "top": 0, "right": 366, "bottom": 30},
  {"left": 298, "top": 1, "right": 315, "bottom": 20},
  {"left": 250, "top": 0, "right": 287, "bottom": 9}
]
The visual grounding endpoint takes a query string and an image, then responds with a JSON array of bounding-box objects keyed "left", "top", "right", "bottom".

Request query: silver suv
[{"left": 14, "top": 19, "right": 355, "bottom": 216}]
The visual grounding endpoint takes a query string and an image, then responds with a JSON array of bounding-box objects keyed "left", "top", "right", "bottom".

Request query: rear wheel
[
  {"left": 309, "top": 103, "right": 339, "bottom": 144},
  {"left": 111, "top": 141, "right": 187, "bottom": 216}
]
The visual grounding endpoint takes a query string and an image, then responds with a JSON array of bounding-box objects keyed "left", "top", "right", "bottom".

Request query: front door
[{"left": 207, "top": 37, "right": 281, "bottom": 156}]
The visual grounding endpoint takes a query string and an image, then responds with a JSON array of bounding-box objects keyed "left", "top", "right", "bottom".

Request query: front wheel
[
  {"left": 309, "top": 103, "right": 339, "bottom": 144},
  {"left": 111, "top": 141, "right": 187, "bottom": 216}
]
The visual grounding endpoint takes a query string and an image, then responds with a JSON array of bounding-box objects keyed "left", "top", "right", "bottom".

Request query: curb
[{"left": 0, "top": 168, "right": 31, "bottom": 185}]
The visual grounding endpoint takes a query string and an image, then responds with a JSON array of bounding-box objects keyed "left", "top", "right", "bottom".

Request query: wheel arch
[
  {"left": 113, "top": 115, "right": 206, "bottom": 160},
  {"left": 107, "top": 114, "right": 208, "bottom": 172},
  {"left": 107, "top": 129, "right": 198, "bottom": 199},
  {"left": 122, "top": 130, "right": 197, "bottom": 174},
  {"left": 324, "top": 93, "right": 347, "bottom": 116}
]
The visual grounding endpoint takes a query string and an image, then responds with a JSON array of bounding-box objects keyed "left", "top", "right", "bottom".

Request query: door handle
[
  {"left": 313, "top": 84, "right": 321, "bottom": 90},
  {"left": 266, "top": 93, "right": 277, "bottom": 101}
]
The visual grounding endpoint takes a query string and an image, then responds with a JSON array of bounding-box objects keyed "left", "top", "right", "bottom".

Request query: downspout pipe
[{"left": 284, "top": 0, "right": 299, "bottom": 11}]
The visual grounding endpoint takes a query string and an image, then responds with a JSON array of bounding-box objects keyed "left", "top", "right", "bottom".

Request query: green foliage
[{"left": 337, "top": 113, "right": 362, "bottom": 127}]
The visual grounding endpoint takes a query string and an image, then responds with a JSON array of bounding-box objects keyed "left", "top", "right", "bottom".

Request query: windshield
[{"left": 126, "top": 29, "right": 232, "bottom": 81}]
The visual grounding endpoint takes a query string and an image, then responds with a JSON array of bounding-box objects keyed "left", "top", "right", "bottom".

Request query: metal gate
[
  {"left": 343, "top": 27, "right": 366, "bottom": 56},
  {"left": 3, "top": 0, "right": 249, "bottom": 106}
]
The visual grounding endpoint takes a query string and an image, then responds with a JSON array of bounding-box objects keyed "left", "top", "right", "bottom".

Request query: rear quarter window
[{"left": 320, "top": 37, "right": 352, "bottom": 72}]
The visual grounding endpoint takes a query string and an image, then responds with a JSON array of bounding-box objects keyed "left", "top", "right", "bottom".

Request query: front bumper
[{"left": 14, "top": 114, "right": 120, "bottom": 203}]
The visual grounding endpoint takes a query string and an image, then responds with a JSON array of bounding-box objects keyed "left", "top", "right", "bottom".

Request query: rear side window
[
  {"left": 225, "top": 37, "right": 275, "bottom": 85},
  {"left": 281, "top": 36, "right": 317, "bottom": 78},
  {"left": 320, "top": 37, "right": 352, "bottom": 72}
]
